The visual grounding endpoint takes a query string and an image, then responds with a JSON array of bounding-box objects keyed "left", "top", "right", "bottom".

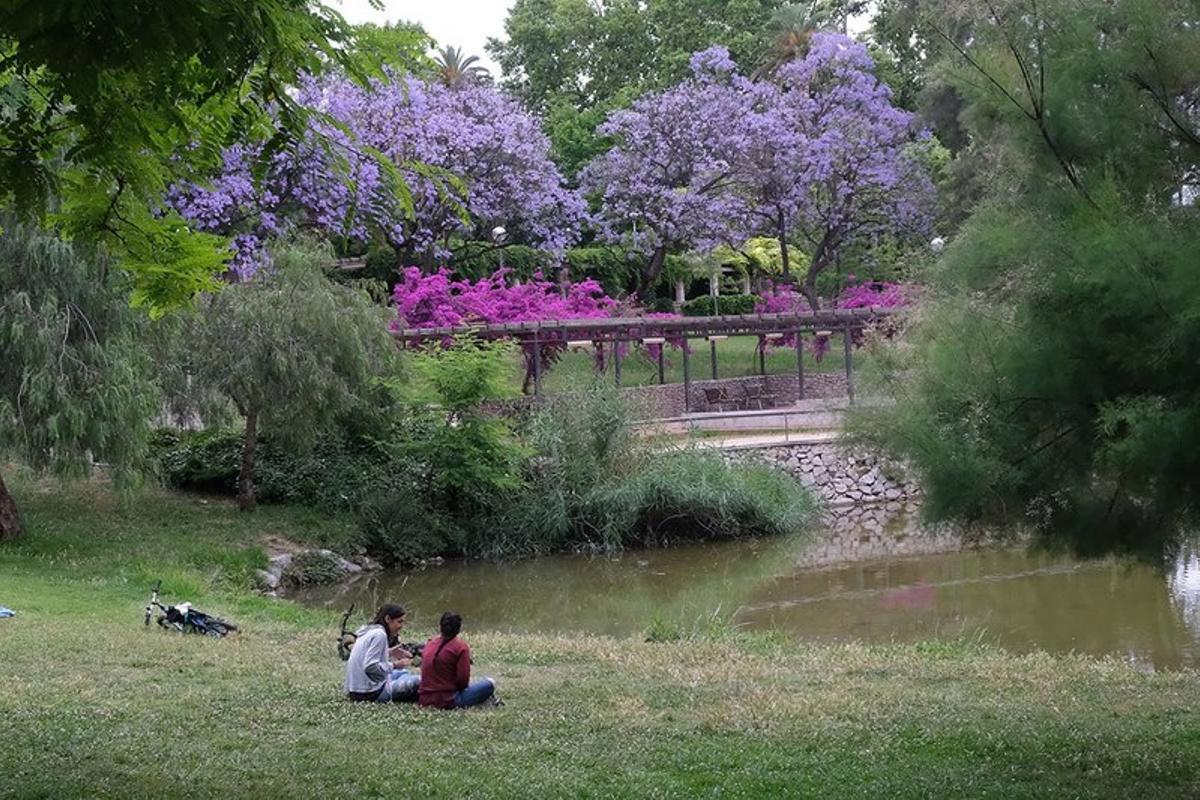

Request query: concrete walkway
[{"left": 636, "top": 397, "right": 872, "bottom": 450}]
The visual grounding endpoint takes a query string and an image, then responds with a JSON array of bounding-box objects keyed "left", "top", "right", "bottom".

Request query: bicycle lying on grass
[{"left": 144, "top": 580, "right": 238, "bottom": 637}]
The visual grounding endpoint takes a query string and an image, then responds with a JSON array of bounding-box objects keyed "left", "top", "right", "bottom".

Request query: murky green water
[{"left": 294, "top": 514, "right": 1200, "bottom": 671}]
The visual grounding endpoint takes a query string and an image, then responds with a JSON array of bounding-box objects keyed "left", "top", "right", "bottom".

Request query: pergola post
[
  {"left": 531, "top": 332, "right": 542, "bottom": 396},
  {"left": 643, "top": 336, "right": 667, "bottom": 385},
  {"left": 614, "top": 338, "right": 623, "bottom": 387},
  {"left": 682, "top": 339, "right": 691, "bottom": 413},
  {"left": 795, "top": 328, "right": 805, "bottom": 401},
  {"left": 843, "top": 321, "right": 855, "bottom": 404}
]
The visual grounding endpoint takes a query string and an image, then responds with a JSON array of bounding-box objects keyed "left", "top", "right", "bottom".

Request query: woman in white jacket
[{"left": 344, "top": 603, "right": 420, "bottom": 703}]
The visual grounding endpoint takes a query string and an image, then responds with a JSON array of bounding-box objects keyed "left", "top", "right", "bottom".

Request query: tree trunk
[
  {"left": 0, "top": 470, "right": 22, "bottom": 542},
  {"left": 802, "top": 268, "right": 822, "bottom": 312},
  {"left": 641, "top": 245, "right": 667, "bottom": 297},
  {"left": 777, "top": 212, "right": 791, "bottom": 281},
  {"left": 803, "top": 237, "right": 833, "bottom": 312},
  {"left": 238, "top": 408, "right": 258, "bottom": 512}
]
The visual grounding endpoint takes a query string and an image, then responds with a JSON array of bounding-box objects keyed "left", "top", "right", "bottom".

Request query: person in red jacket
[{"left": 418, "top": 611, "right": 497, "bottom": 709}]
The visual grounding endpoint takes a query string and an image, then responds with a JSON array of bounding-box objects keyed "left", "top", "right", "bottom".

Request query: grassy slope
[{"left": 1, "top": 482, "right": 1199, "bottom": 799}]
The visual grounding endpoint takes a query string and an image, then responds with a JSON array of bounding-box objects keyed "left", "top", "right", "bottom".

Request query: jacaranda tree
[
  {"left": 171, "top": 73, "right": 585, "bottom": 277},
  {"left": 770, "top": 34, "right": 934, "bottom": 309},
  {"left": 581, "top": 48, "right": 761, "bottom": 294},
  {"left": 584, "top": 37, "right": 934, "bottom": 304}
]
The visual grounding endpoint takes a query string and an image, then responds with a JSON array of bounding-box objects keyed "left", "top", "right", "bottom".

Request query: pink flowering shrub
[
  {"left": 391, "top": 267, "right": 683, "bottom": 391},
  {"left": 754, "top": 280, "right": 913, "bottom": 360}
]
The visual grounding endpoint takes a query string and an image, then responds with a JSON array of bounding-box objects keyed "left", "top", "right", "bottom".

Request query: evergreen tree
[{"left": 856, "top": 0, "right": 1200, "bottom": 559}]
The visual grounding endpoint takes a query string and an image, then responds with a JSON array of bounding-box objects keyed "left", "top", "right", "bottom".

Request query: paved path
[{"left": 636, "top": 397, "right": 876, "bottom": 450}]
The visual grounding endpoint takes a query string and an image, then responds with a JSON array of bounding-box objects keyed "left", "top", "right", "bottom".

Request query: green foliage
[
  {"left": 0, "top": 0, "right": 407, "bottom": 315},
  {"left": 683, "top": 294, "right": 761, "bottom": 316},
  {"left": 165, "top": 241, "right": 400, "bottom": 505},
  {"left": 564, "top": 245, "right": 639, "bottom": 295},
  {"left": 347, "top": 21, "right": 436, "bottom": 77},
  {"left": 391, "top": 337, "right": 527, "bottom": 511},
  {"left": 180, "top": 241, "right": 398, "bottom": 439},
  {"left": 452, "top": 242, "right": 555, "bottom": 281},
  {"left": 356, "top": 489, "right": 460, "bottom": 566},
  {"left": 0, "top": 218, "right": 159, "bottom": 487},
  {"left": 575, "top": 451, "right": 815, "bottom": 549},
  {"left": 489, "top": 381, "right": 815, "bottom": 557},
  {"left": 853, "top": 0, "right": 1200, "bottom": 559},
  {"left": 150, "top": 427, "right": 414, "bottom": 514},
  {"left": 644, "top": 608, "right": 738, "bottom": 643},
  {"left": 544, "top": 96, "right": 626, "bottom": 180}
]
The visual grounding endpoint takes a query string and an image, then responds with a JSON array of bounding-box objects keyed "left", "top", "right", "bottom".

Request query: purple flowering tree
[
  {"left": 768, "top": 34, "right": 934, "bottom": 308},
  {"left": 170, "top": 73, "right": 585, "bottom": 277},
  {"left": 580, "top": 48, "right": 760, "bottom": 294},
  {"left": 584, "top": 37, "right": 934, "bottom": 307}
]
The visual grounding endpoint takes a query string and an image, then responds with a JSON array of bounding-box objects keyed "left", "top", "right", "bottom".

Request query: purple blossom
[
  {"left": 584, "top": 36, "right": 935, "bottom": 303},
  {"left": 170, "top": 74, "right": 585, "bottom": 277}
]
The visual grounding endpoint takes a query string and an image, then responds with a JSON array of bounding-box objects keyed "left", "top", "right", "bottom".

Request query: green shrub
[
  {"left": 356, "top": 489, "right": 461, "bottom": 566},
  {"left": 490, "top": 381, "right": 815, "bottom": 557},
  {"left": 578, "top": 452, "right": 814, "bottom": 548},
  {"left": 452, "top": 242, "right": 553, "bottom": 281},
  {"left": 150, "top": 427, "right": 242, "bottom": 495},
  {"left": 150, "top": 427, "right": 416, "bottom": 514},
  {"left": 682, "top": 294, "right": 761, "bottom": 316},
  {"left": 565, "top": 246, "right": 638, "bottom": 295}
]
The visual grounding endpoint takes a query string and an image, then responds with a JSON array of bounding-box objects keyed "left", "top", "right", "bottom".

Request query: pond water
[{"left": 293, "top": 511, "right": 1200, "bottom": 671}]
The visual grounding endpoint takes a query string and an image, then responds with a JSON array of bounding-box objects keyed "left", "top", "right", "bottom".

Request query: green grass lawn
[
  {"left": 499, "top": 334, "right": 862, "bottom": 395},
  {"left": 2, "top": 480, "right": 1199, "bottom": 798}
]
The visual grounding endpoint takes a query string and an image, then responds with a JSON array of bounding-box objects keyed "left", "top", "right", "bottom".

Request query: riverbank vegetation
[
  {"left": 151, "top": 346, "right": 815, "bottom": 565},
  {"left": 850, "top": 0, "right": 1200, "bottom": 560},
  {"left": 1, "top": 481, "right": 1198, "bottom": 799}
]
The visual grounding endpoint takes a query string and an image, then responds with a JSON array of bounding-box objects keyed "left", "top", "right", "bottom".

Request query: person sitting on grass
[
  {"left": 344, "top": 603, "right": 420, "bottom": 703},
  {"left": 418, "top": 612, "right": 498, "bottom": 709}
]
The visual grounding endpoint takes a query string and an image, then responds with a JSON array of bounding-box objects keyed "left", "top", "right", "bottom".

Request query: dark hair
[
  {"left": 434, "top": 612, "right": 462, "bottom": 659},
  {"left": 371, "top": 603, "right": 406, "bottom": 647}
]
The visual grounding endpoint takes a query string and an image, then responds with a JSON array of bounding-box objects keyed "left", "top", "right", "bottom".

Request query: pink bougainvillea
[
  {"left": 391, "top": 267, "right": 684, "bottom": 392},
  {"left": 754, "top": 280, "right": 913, "bottom": 360}
]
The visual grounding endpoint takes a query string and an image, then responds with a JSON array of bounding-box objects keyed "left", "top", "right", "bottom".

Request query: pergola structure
[{"left": 392, "top": 308, "right": 897, "bottom": 410}]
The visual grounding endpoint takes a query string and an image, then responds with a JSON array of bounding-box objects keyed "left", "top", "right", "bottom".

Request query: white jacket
[{"left": 343, "top": 624, "right": 391, "bottom": 695}]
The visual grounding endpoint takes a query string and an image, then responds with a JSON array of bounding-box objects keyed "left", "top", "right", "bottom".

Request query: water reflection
[{"left": 292, "top": 510, "right": 1200, "bottom": 671}]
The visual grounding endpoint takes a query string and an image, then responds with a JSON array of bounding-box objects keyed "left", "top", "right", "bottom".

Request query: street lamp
[{"left": 492, "top": 225, "right": 508, "bottom": 274}]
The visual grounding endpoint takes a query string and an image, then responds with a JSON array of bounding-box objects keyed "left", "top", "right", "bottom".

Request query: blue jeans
[
  {"left": 380, "top": 668, "right": 420, "bottom": 703},
  {"left": 454, "top": 677, "right": 496, "bottom": 708}
]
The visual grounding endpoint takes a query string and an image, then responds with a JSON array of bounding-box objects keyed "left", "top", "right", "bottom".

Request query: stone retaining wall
[
  {"left": 737, "top": 442, "right": 921, "bottom": 507},
  {"left": 730, "top": 442, "right": 969, "bottom": 565}
]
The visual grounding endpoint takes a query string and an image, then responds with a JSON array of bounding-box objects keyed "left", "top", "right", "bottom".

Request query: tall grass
[{"left": 476, "top": 381, "right": 816, "bottom": 559}]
